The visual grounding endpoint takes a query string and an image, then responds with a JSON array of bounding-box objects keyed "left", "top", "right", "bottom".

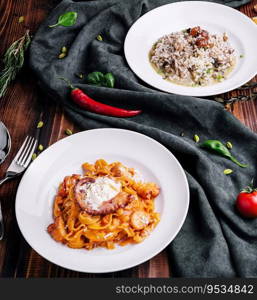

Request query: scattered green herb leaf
[
  {"left": 224, "top": 169, "right": 233, "bottom": 175},
  {"left": 58, "top": 53, "right": 66, "bottom": 59},
  {"left": 38, "top": 144, "right": 44, "bottom": 151},
  {"left": 194, "top": 134, "right": 200, "bottom": 143},
  {"left": 65, "top": 128, "right": 73, "bottom": 136},
  {"left": 216, "top": 74, "right": 224, "bottom": 81},
  {"left": 75, "top": 73, "right": 84, "bottom": 79},
  {"left": 0, "top": 30, "right": 31, "bottom": 98},
  {"left": 18, "top": 16, "right": 25, "bottom": 23},
  {"left": 49, "top": 11, "right": 77, "bottom": 28},
  {"left": 61, "top": 46, "right": 68, "bottom": 53},
  {"left": 37, "top": 121, "right": 44, "bottom": 128},
  {"left": 32, "top": 153, "right": 37, "bottom": 160},
  {"left": 240, "top": 54, "right": 244, "bottom": 58},
  {"left": 226, "top": 141, "right": 233, "bottom": 149},
  {"left": 96, "top": 34, "right": 103, "bottom": 41}
]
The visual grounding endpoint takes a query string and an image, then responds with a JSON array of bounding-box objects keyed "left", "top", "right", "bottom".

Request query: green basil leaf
[
  {"left": 86, "top": 72, "right": 115, "bottom": 88},
  {"left": 49, "top": 11, "right": 77, "bottom": 28},
  {"left": 87, "top": 72, "right": 105, "bottom": 85},
  {"left": 58, "top": 12, "right": 77, "bottom": 26},
  {"left": 103, "top": 73, "right": 115, "bottom": 88}
]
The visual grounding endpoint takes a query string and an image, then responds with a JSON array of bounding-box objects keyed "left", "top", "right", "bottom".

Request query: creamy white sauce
[
  {"left": 131, "top": 169, "right": 144, "bottom": 183},
  {"left": 140, "top": 215, "right": 149, "bottom": 225},
  {"left": 116, "top": 165, "right": 144, "bottom": 182},
  {"left": 82, "top": 177, "right": 121, "bottom": 210}
]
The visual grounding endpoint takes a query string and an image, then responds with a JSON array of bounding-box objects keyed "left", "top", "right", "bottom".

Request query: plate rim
[
  {"left": 15, "top": 128, "right": 190, "bottom": 273},
  {"left": 124, "top": 0, "right": 257, "bottom": 97}
]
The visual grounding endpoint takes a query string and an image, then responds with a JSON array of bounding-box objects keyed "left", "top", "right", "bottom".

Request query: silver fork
[{"left": 0, "top": 135, "right": 38, "bottom": 240}]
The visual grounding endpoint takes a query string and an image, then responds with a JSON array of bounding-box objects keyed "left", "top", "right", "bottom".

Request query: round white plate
[
  {"left": 15, "top": 129, "right": 189, "bottom": 273},
  {"left": 124, "top": 1, "right": 257, "bottom": 97}
]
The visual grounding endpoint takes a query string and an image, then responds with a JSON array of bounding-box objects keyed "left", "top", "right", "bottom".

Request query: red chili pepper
[{"left": 60, "top": 77, "right": 141, "bottom": 118}]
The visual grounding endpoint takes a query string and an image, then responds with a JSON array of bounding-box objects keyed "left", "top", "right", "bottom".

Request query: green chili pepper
[
  {"left": 49, "top": 12, "right": 77, "bottom": 28},
  {"left": 200, "top": 140, "right": 248, "bottom": 168}
]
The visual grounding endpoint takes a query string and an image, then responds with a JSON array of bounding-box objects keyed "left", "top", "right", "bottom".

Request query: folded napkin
[{"left": 29, "top": 0, "right": 257, "bottom": 277}]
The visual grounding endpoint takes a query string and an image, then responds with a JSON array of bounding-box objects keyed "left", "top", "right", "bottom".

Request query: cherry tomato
[{"left": 236, "top": 184, "right": 257, "bottom": 218}]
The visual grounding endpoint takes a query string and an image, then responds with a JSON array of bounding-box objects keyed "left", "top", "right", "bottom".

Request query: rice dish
[{"left": 149, "top": 27, "right": 236, "bottom": 87}]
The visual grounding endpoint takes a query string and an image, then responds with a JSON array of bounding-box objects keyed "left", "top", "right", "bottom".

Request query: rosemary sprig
[{"left": 0, "top": 30, "right": 31, "bottom": 98}]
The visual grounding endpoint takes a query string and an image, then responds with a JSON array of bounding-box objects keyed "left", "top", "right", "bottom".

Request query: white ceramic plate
[
  {"left": 124, "top": 1, "right": 257, "bottom": 97},
  {"left": 15, "top": 129, "right": 189, "bottom": 273}
]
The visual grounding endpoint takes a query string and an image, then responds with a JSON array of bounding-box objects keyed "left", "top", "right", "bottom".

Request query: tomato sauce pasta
[{"left": 47, "top": 159, "right": 160, "bottom": 250}]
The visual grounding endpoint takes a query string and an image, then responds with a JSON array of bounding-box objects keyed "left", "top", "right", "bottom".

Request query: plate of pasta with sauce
[{"left": 15, "top": 128, "right": 189, "bottom": 273}]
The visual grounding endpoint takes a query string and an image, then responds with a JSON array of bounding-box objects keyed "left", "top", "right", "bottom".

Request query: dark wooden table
[{"left": 0, "top": 0, "right": 256, "bottom": 278}]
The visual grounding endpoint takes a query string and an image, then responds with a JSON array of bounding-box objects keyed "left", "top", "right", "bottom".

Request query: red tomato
[{"left": 236, "top": 190, "right": 257, "bottom": 218}]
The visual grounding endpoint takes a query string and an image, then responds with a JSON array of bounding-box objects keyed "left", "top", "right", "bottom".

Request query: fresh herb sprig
[{"left": 0, "top": 30, "right": 31, "bottom": 98}]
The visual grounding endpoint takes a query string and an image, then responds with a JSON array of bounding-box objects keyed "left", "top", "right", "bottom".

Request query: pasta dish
[{"left": 47, "top": 159, "right": 160, "bottom": 250}]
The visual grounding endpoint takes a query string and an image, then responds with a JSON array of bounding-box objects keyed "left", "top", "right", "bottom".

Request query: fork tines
[{"left": 14, "top": 136, "right": 37, "bottom": 168}]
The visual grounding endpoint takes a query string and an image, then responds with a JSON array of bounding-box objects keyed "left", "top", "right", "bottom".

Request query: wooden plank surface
[{"left": 0, "top": 0, "right": 256, "bottom": 278}]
